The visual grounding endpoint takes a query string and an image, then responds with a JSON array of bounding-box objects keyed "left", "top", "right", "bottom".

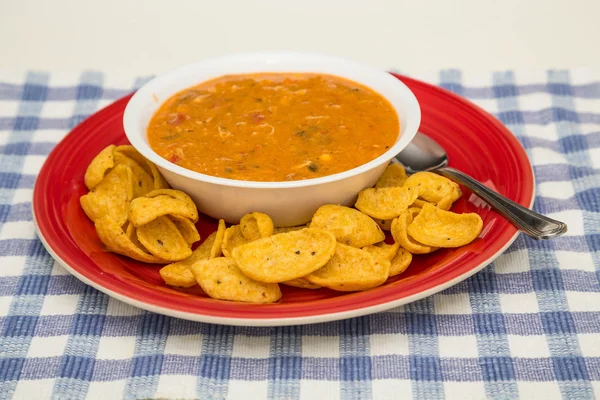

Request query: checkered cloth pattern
[{"left": 0, "top": 68, "right": 599, "bottom": 400}]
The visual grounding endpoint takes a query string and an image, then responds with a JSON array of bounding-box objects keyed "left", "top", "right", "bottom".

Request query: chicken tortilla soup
[{"left": 147, "top": 73, "right": 400, "bottom": 182}]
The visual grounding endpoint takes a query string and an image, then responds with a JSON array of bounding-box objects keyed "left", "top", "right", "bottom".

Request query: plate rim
[{"left": 32, "top": 74, "right": 536, "bottom": 326}]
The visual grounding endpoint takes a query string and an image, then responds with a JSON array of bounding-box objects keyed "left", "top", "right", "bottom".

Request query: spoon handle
[{"left": 436, "top": 167, "right": 567, "bottom": 240}]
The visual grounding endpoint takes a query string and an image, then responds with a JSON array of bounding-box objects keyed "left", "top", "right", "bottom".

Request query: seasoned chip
[
  {"left": 306, "top": 244, "right": 390, "bottom": 291},
  {"left": 144, "top": 189, "right": 198, "bottom": 221},
  {"left": 94, "top": 217, "right": 166, "bottom": 263},
  {"left": 192, "top": 231, "right": 218, "bottom": 262},
  {"left": 211, "top": 219, "right": 226, "bottom": 259},
  {"left": 159, "top": 230, "right": 219, "bottom": 287},
  {"left": 373, "top": 218, "right": 394, "bottom": 231},
  {"left": 407, "top": 203, "right": 483, "bottom": 247},
  {"left": 114, "top": 145, "right": 149, "bottom": 173},
  {"left": 435, "top": 190, "right": 462, "bottom": 211},
  {"left": 355, "top": 186, "right": 419, "bottom": 220},
  {"left": 411, "top": 199, "right": 427, "bottom": 209},
  {"left": 80, "top": 164, "right": 134, "bottom": 226},
  {"left": 191, "top": 257, "right": 282, "bottom": 303},
  {"left": 240, "top": 212, "right": 274, "bottom": 242},
  {"left": 221, "top": 225, "right": 248, "bottom": 258},
  {"left": 136, "top": 215, "right": 192, "bottom": 261},
  {"left": 129, "top": 195, "right": 197, "bottom": 227},
  {"left": 389, "top": 248, "right": 412, "bottom": 277},
  {"left": 362, "top": 241, "right": 400, "bottom": 261},
  {"left": 84, "top": 145, "right": 115, "bottom": 190},
  {"left": 169, "top": 215, "right": 201, "bottom": 244},
  {"left": 125, "top": 221, "right": 152, "bottom": 254},
  {"left": 403, "top": 172, "right": 461, "bottom": 205},
  {"left": 231, "top": 228, "right": 337, "bottom": 283},
  {"left": 274, "top": 225, "right": 307, "bottom": 234},
  {"left": 146, "top": 161, "right": 171, "bottom": 190},
  {"left": 375, "top": 163, "right": 407, "bottom": 188},
  {"left": 281, "top": 278, "right": 321, "bottom": 289},
  {"left": 113, "top": 151, "right": 154, "bottom": 198},
  {"left": 408, "top": 207, "right": 422, "bottom": 218},
  {"left": 391, "top": 211, "right": 437, "bottom": 254},
  {"left": 159, "top": 262, "right": 196, "bottom": 288},
  {"left": 310, "top": 204, "right": 385, "bottom": 248}
]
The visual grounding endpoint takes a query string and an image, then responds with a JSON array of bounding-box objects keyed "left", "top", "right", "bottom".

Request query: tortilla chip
[
  {"left": 136, "top": 215, "right": 192, "bottom": 261},
  {"left": 169, "top": 215, "right": 201, "bottom": 245},
  {"left": 355, "top": 186, "right": 419, "bottom": 220},
  {"left": 191, "top": 257, "right": 282, "bottom": 303},
  {"left": 306, "top": 243, "right": 390, "bottom": 291},
  {"left": 389, "top": 248, "right": 412, "bottom": 277},
  {"left": 240, "top": 212, "right": 274, "bottom": 241},
  {"left": 221, "top": 225, "right": 248, "bottom": 258},
  {"left": 80, "top": 164, "right": 134, "bottom": 226},
  {"left": 84, "top": 145, "right": 115, "bottom": 190},
  {"left": 407, "top": 203, "right": 483, "bottom": 247},
  {"left": 310, "top": 204, "right": 385, "bottom": 248},
  {"left": 129, "top": 195, "right": 197, "bottom": 227},
  {"left": 231, "top": 228, "right": 337, "bottom": 283},
  {"left": 211, "top": 219, "right": 226, "bottom": 259},
  {"left": 94, "top": 217, "right": 166, "bottom": 263},
  {"left": 391, "top": 211, "right": 437, "bottom": 254},
  {"left": 375, "top": 163, "right": 407, "bottom": 188}
]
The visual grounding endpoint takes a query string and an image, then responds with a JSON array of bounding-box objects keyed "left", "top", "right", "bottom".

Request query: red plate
[{"left": 33, "top": 74, "right": 534, "bottom": 326}]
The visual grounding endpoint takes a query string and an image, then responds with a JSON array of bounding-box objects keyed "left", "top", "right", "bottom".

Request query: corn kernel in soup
[{"left": 147, "top": 73, "right": 399, "bottom": 182}]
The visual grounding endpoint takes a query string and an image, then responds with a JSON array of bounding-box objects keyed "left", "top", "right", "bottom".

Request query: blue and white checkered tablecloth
[{"left": 0, "top": 69, "right": 599, "bottom": 400}]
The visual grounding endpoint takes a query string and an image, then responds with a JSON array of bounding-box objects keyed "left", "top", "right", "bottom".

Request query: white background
[{"left": 2, "top": 0, "right": 599, "bottom": 74}]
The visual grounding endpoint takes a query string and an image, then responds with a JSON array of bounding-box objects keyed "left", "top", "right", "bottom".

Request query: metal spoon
[{"left": 394, "top": 132, "right": 567, "bottom": 240}]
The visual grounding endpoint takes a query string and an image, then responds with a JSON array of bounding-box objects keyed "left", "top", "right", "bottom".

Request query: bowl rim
[{"left": 123, "top": 51, "right": 421, "bottom": 189}]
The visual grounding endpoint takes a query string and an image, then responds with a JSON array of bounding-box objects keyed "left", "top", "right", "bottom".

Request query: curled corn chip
[
  {"left": 159, "top": 262, "right": 196, "bottom": 288},
  {"left": 408, "top": 207, "right": 421, "bottom": 218},
  {"left": 240, "top": 212, "right": 274, "bottom": 242},
  {"left": 114, "top": 145, "right": 149, "bottom": 173},
  {"left": 373, "top": 218, "right": 394, "bottom": 231},
  {"left": 144, "top": 189, "right": 198, "bottom": 221},
  {"left": 407, "top": 203, "right": 483, "bottom": 247},
  {"left": 306, "top": 243, "right": 390, "bottom": 291},
  {"left": 362, "top": 241, "right": 400, "bottom": 261},
  {"left": 389, "top": 248, "right": 412, "bottom": 277},
  {"left": 125, "top": 221, "right": 152, "bottom": 254},
  {"left": 211, "top": 219, "right": 226, "bottom": 259},
  {"left": 281, "top": 278, "right": 321, "bottom": 289},
  {"left": 159, "top": 231, "right": 219, "bottom": 287},
  {"left": 375, "top": 163, "right": 407, "bottom": 188},
  {"left": 146, "top": 161, "right": 170, "bottom": 190},
  {"left": 231, "top": 228, "right": 337, "bottom": 283},
  {"left": 169, "top": 215, "right": 200, "bottom": 245},
  {"left": 355, "top": 186, "right": 419, "bottom": 220},
  {"left": 403, "top": 172, "right": 461, "bottom": 205},
  {"left": 94, "top": 217, "right": 165, "bottom": 263},
  {"left": 435, "top": 192, "right": 462, "bottom": 211},
  {"left": 80, "top": 164, "right": 134, "bottom": 226},
  {"left": 191, "top": 257, "right": 282, "bottom": 303},
  {"left": 391, "top": 211, "right": 437, "bottom": 254},
  {"left": 114, "top": 145, "right": 170, "bottom": 190},
  {"left": 84, "top": 145, "right": 115, "bottom": 190},
  {"left": 136, "top": 215, "right": 192, "bottom": 261},
  {"left": 221, "top": 225, "right": 248, "bottom": 258},
  {"left": 310, "top": 205, "right": 385, "bottom": 248},
  {"left": 129, "top": 195, "right": 197, "bottom": 227},
  {"left": 411, "top": 199, "right": 427, "bottom": 209},
  {"left": 113, "top": 151, "right": 154, "bottom": 198},
  {"left": 274, "top": 225, "right": 307, "bottom": 234}
]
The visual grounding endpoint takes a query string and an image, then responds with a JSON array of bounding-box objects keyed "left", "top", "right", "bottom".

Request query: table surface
[{"left": 2, "top": 0, "right": 600, "bottom": 74}]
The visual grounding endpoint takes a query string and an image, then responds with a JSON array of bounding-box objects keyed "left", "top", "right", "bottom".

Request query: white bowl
[{"left": 123, "top": 52, "right": 421, "bottom": 226}]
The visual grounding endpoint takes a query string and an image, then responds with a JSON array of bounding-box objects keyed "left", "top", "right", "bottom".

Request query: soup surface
[{"left": 147, "top": 73, "right": 399, "bottom": 181}]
